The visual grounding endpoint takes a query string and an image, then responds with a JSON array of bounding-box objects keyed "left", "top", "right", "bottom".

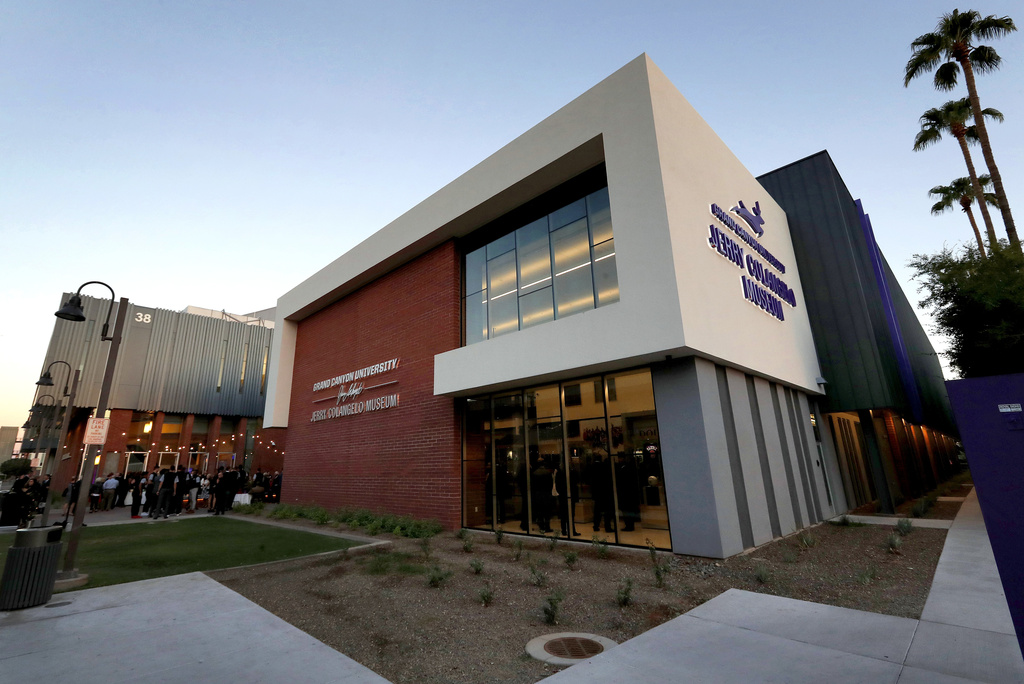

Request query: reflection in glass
[
  {"left": 587, "top": 188, "right": 613, "bottom": 245},
  {"left": 464, "top": 398, "right": 490, "bottom": 529},
  {"left": 487, "top": 232, "right": 515, "bottom": 260},
  {"left": 487, "top": 251, "right": 519, "bottom": 339},
  {"left": 466, "top": 247, "right": 487, "bottom": 295},
  {"left": 549, "top": 198, "right": 586, "bottom": 231},
  {"left": 516, "top": 218, "right": 551, "bottom": 295},
  {"left": 593, "top": 239, "right": 619, "bottom": 306},
  {"left": 464, "top": 289, "right": 488, "bottom": 345},
  {"left": 493, "top": 393, "right": 525, "bottom": 533},
  {"left": 519, "top": 287, "right": 554, "bottom": 330}
]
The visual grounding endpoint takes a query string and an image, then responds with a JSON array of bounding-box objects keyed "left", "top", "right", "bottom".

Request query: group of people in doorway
[{"left": 61, "top": 467, "right": 282, "bottom": 519}]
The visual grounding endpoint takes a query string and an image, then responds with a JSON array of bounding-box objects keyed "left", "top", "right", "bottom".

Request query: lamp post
[
  {"left": 36, "top": 362, "right": 80, "bottom": 527},
  {"left": 55, "top": 281, "right": 129, "bottom": 580}
]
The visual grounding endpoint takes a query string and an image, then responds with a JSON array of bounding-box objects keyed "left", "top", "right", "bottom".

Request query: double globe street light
[{"left": 54, "top": 281, "right": 129, "bottom": 581}]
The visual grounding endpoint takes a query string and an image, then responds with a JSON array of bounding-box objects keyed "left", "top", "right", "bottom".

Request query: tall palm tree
[
  {"left": 904, "top": 9, "right": 1019, "bottom": 251},
  {"left": 929, "top": 175, "right": 997, "bottom": 258},
  {"left": 914, "top": 99, "right": 1002, "bottom": 248}
]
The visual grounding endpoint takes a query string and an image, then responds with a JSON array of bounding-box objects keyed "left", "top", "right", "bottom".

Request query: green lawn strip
[{"left": 0, "top": 518, "right": 357, "bottom": 590}]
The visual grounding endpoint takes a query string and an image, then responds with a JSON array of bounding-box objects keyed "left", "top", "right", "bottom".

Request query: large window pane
[
  {"left": 486, "top": 232, "right": 515, "bottom": 260},
  {"left": 516, "top": 218, "right": 551, "bottom": 295},
  {"left": 465, "top": 290, "right": 488, "bottom": 345},
  {"left": 526, "top": 386, "right": 562, "bottom": 535},
  {"left": 519, "top": 287, "right": 554, "bottom": 330},
  {"left": 593, "top": 238, "right": 619, "bottom": 306},
  {"left": 487, "top": 251, "right": 519, "bottom": 338},
  {"left": 466, "top": 247, "right": 487, "bottom": 295},
  {"left": 549, "top": 198, "right": 586, "bottom": 231},
  {"left": 587, "top": 188, "right": 613, "bottom": 246},
  {"left": 493, "top": 393, "right": 525, "bottom": 534}
]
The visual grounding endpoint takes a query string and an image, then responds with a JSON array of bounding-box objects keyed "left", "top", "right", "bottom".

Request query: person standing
[
  {"left": 214, "top": 466, "right": 233, "bottom": 515},
  {"left": 101, "top": 473, "right": 118, "bottom": 511},
  {"left": 152, "top": 468, "right": 175, "bottom": 519},
  {"left": 129, "top": 474, "right": 143, "bottom": 518},
  {"left": 169, "top": 465, "right": 187, "bottom": 516}
]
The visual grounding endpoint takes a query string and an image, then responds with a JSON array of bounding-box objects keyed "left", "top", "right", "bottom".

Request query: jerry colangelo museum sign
[{"left": 310, "top": 357, "right": 400, "bottom": 422}]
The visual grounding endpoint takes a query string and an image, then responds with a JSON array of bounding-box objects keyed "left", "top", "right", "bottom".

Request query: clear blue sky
[{"left": 2, "top": 1, "right": 1021, "bottom": 427}]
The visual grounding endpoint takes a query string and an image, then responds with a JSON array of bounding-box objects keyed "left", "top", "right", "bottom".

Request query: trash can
[{"left": 0, "top": 526, "right": 63, "bottom": 610}]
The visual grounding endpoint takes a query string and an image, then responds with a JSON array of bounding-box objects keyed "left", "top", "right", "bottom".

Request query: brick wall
[{"left": 283, "top": 241, "right": 462, "bottom": 528}]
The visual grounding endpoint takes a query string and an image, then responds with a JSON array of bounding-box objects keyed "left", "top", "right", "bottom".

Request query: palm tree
[
  {"left": 904, "top": 9, "right": 1019, "bottom": 251},
  {"left": 914, "top": 99, "right": 1002, "bottom": 248},
  {"left": 929, "top": 175, "right": 997, "bottom": 258}
]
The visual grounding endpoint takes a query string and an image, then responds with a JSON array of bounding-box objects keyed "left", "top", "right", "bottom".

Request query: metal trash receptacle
[{"left": 0, "top": 526, "right": 63, "bottom": 610}]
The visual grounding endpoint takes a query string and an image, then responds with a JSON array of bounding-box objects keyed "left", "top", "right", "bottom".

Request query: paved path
[{"left": 548, "top": 488, "right": 1023, "bottom": 684}]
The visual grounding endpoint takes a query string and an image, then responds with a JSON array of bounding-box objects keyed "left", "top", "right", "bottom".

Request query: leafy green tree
[
  {"left": 928, "top": 175, "right": 997, "bottom": 257},
  {"left": 914, "top": 99, "right": 1002, "bottom": 248},
  {"left": 905, "top": 9, "right": 1019, "bottom": 251},
  {"left": 910, "top": 244, "right": 1024, "bottom": 377},
  {"left": 0, "top": 458, "right": 34, "bottom": 479}
]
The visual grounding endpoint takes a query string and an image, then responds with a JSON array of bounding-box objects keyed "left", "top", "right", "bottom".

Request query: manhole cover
[
  {"left": 525, "top": 632, "right": 617, "bottom": 666},
  {"left": 543, "top": 636, "right": 604, "bottom": 659}
]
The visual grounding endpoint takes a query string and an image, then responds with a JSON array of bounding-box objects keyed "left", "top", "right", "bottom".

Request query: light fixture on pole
[
  {"left": 35, "top": 363, "right": 81, "bottom": 527},
  {"left": 55, "top": 281, "right": 130, "bottom": 582}
]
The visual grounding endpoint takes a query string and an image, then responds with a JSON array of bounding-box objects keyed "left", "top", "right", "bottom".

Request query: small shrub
[
  {"left": 494, "top": 528, "right": 505, "bottom": 545},
  {"left": 542, "top": 590, "right": 565, "bottom": 625},
  {"left": 269, "top": 503, "right": 301, "bottom": 520},
  {"left": 512, "top": 539, "right": 524, "bottom": 562},
  {"left": 753, "top": 562, "right": 770, "bottom": 584},
  {"left": 896, "top": 518, "right": 913, "bottom": 536},
  {"left": 364, "top": 519, "right": 383, "bottom": 535},
  {"left": 886, "top": 532, "right": 903, "bottom": 554},
  {"left": 546, "top": 534, "right": 558, "bottom": 551},
  {"left": 427, "top": 565, "right": 453, "bottom": 588},
  {"left": 857, "top": 565, "right": 879, "bottom": 585},
  {"left": 462, "top": 538, "right": 474, "bottom": 553},
  {"left": 646, "top": 539, "right": 670, "bottom": 588},
  {"left": 833, "top": 515, "right": 851, "bottom": 526},
  {"left": 455, "top": 528, "right": 468, "bottom": 541},
  {"left": 616, "top": 577, "right": 633, "bottom": 607},
  {"left": 910, "top": 499, "right": 930, "bottom": 518},
  {"left": 781, "top": 548, "right": 798, "bottom": 564},
  {"left": 419, "top": 537, "right": 432, "bottom": 559},
  {"left": 306, "top": 506, "right": 331, "bottom": 525},
  {"left": 478, "top": 582, "right": 493, "bottom": 607},
  {"left": 529, "top": 563, "right": 548, "bottom": 587},
  {"left": 592, "top": 535, "right": 610, "bottom": 559},
  {"left": 470, "top": 558, "right": 484, "bottom": 575},
  {"left": 563, "top": 550, "right": 579, "bottom": 571},
  {"left": 799, "top": 533, "right": 816, "bottom": 549},
  {"left": 233, "top": 501, "right": 265, "bottom": 515}
]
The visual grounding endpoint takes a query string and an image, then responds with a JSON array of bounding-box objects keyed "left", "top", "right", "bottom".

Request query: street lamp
[
  {"left": 34, "top": 361, "right": 81, "bottom": 526},
  {"left": 55, "top": 281, "right": 129, "bottom": 581},
  {"left": 37, "top": 360, "right": 73, "bottom": 397}
]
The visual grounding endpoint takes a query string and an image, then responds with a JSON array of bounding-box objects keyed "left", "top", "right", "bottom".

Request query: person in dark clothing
[
  {"left": 170, "top": 465, "right": 187, "bottom": 515},
  {"left": 589, "top": 455, "right": 615, "bottom": 533},
  {"left": 115, "top": 475, "right": 129, "bottom": 507},
  {"left": 128, "top": 474, "right": 143, "bottom": 518},
  {"left": 152, "top": 468, "right": 175, "bottom": 519},
  {"left": 615, "top": 452, "right": 641, "bottom": 532},
  {"left": 214, "top": 467, "right": 233, "bottom": 515},
  {"left": 271, "top": 471, "right": 282, "bottom": 503}
]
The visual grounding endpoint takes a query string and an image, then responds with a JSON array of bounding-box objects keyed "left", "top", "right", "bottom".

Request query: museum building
[{"left": 264, "top": 55, "right": 957, "bottom": 558}]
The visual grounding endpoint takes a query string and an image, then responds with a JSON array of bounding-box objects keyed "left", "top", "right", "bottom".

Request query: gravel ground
[{"left": 209, "top": 511, "right": 951, "bottom": 684}]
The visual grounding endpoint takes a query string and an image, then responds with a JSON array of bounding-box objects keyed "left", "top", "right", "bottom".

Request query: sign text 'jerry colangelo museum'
[{"left": 262, "top": 55, "right": 957, "bottom": 558}]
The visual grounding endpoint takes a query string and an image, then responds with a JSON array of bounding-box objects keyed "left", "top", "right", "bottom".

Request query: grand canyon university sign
[{"left": 310, "top": 357, "right": 400, "bottom": 422}]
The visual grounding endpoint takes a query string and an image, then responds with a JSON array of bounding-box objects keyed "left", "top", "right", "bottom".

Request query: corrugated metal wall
[{"left": 33, "top": 294, "right": 272, "bottom": 418}]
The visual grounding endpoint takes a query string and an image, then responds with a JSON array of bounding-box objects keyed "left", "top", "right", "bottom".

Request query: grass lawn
[{"left": 0, "top": 517, "right": 358, "bottom": 590}]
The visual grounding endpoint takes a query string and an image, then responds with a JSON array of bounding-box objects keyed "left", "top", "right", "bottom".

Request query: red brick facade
[{"left": 283, "top": 241, "right": 462, "bottom": 528}]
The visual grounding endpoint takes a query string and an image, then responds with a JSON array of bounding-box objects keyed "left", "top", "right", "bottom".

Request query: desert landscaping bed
[{"left": 210, "top": 514, "right": 948, "bottom": 684}]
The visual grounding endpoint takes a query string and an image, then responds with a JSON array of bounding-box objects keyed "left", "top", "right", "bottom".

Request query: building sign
[
  {"left": 310, "top": 357, "right": 401, "bottom": 423},
  {"left": 707, "top": 201, "right": 797, "bottom": 322},
  {"left": 84, "top": 417, "right": 110, "bottom": 445}
]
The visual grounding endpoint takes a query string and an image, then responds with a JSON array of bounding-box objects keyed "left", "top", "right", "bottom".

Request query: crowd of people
[
  {"left": 0, "top": 473, "right": 51, "bottom": 528},
  {"left": 60, "top": 466, "right": 282, "bottom": 520}
]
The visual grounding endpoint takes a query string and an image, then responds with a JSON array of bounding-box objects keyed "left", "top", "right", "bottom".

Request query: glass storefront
[{"left": 463, "top": 368, "right": 670, "bottom": 549}]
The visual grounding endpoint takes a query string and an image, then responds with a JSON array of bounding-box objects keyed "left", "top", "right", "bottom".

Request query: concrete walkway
[
  {"left": 1, "top": 490, "right": 1020, "bottom": 683},
  {"left": 548, "top": 488, "right": 1023, "bottom": 684}
]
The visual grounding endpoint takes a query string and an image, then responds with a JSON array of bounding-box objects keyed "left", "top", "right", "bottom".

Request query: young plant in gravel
[
  {"left": 910, "top": 498, "right": 930, "bottom": 518},
  {"left": 753, "top": 562, "right": 770, "bottom": 584},
  {"left": 646, "top": 539, "right": 671, "bottom": 588},
  {"left": 781, "top": 548, "right": 798, "bottom": 564},
  {"left": 563, "top": 550, "right": 579, "bottom": 571},
  {"left": 857, "top": 565, "right": 879, "bottom": 585},
  {"left": 798, "top": 532, "right": 816, "bottom": 549},
  {"left": 886, "top": 532, "right": 903, "bottom": 554},
  {"left": 546, "top": 534, "right": 558, "bottom": 551},
  {"left": 896, "top": 518, "right": 914, "bottom": 536},
  {"left": 455, "top": 528, "right": 468, "bottom": 541},
  {"left": 427, "top": 565, "right": 453, "bottom": 588},
  {"left": 512, "top": 539, "right": 525, "bottom": 562},
  {"left": 479, "top": 582, "right": 493, "bottom": 607},
  {"left": 493, "top": 528, "right": 505, "bottom": 545},
  {"left": 470, "top": 558, "right": 484, "bottom": 575},
  {"left": 592, "top": 535, "right": 610, "bottom": 559},
  {"left": 616, "top": 577, "right": 634, "bottom": 607},
  {"left": 419, "top": 537, "right": 432, "bottom": 559},
  {"left": 542, "top": 589, "right": 565, "bottom": 625},
  {"left": 462, "top": 538, "right": 475, "bottom": 553},
  {"left": 529, "top": 562, "right": 549, "bottom": 587}
]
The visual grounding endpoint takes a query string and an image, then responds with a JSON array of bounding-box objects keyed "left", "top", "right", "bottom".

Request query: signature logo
[
  {"left": 730, "top": 200, "right": 764, "bottom": 238},
  {"left": 336, "top": 382, "right": 364, "bottom": 404}
]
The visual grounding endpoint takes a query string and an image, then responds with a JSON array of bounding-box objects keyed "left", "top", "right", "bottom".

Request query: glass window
[
  {"left": 463, "top": 185, "right": 618, "bottom": 344},
  {"left": 487, "top": 251, "right": 519, "bottom": 339}
]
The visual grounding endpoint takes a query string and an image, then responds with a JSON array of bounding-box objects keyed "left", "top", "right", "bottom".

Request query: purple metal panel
[{"left": 946, "top": 373, "right": 1024, "bottom": 658}]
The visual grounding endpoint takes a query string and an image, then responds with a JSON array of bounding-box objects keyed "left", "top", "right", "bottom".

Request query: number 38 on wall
[{"left": 134, "top": 312, "right": 152, "bottom": 324}]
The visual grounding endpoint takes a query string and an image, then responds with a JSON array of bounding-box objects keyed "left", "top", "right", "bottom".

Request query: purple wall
[{"left": 946, "top": 373, "right": 1024, "bottom": 657}]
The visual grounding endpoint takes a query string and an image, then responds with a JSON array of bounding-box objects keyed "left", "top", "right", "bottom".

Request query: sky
[{"left": 2, "top": 1, "right": 1022, "bottom": 428}]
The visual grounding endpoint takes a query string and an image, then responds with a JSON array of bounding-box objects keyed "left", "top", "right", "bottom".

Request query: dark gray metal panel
[{"left": 758, "top": 152, "right": 904, "bottom": 414}]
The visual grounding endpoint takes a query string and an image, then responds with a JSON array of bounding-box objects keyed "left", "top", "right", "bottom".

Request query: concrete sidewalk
[{"left": 548, "top": 488, "right": 1024, "bottom": 684}]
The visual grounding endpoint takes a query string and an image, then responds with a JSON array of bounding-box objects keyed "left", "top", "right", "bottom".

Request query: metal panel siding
[
  {"left": 757, "top": 153, "right": 901, "bottom": 413},
  {"left": 34, "top": 294, "right": 271, "bottom": 418}
]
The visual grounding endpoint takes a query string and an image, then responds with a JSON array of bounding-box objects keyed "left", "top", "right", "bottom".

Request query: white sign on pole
[{"left": 84, "top": 417, "right": 110, "bottom": 445}]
